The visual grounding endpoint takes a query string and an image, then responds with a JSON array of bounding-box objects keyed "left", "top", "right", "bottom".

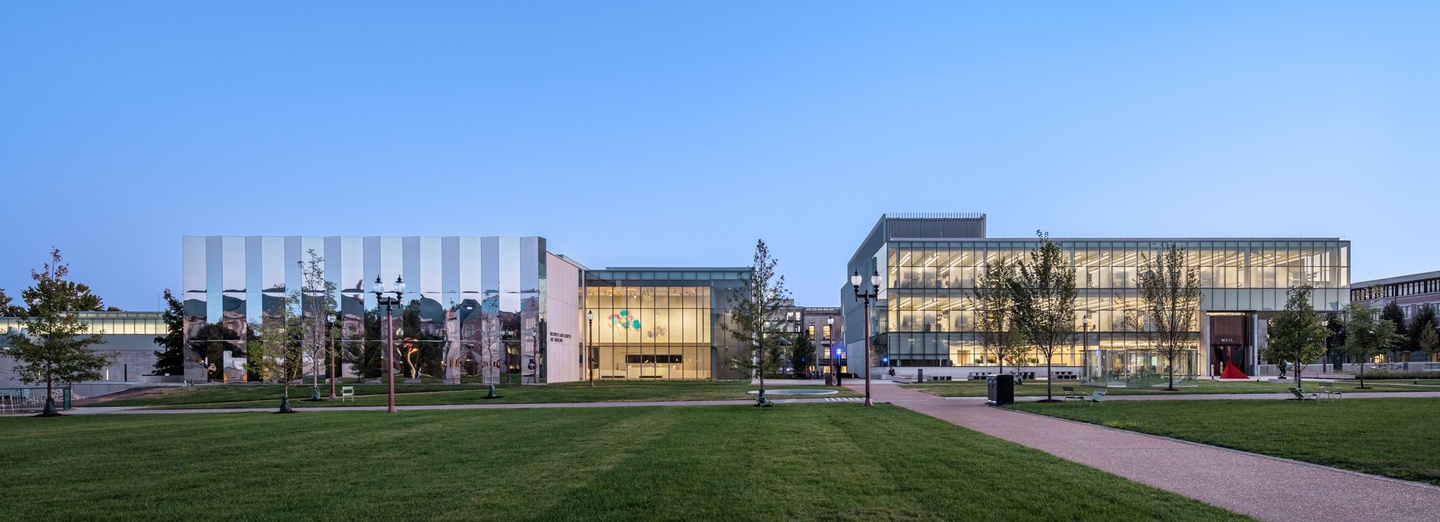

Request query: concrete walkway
[{"left": 856, "top": 382, "right": 1440, "bottom": 522}]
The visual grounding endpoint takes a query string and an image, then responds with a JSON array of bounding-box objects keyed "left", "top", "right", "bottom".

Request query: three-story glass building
[{"left": 844, "top": 214, "right": 1350, "bottom": 386}]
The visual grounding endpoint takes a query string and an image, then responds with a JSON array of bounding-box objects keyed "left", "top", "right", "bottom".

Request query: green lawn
[
  {"left": 1012, "top": 398, "right": 1440, "bottom": 486},
  {"left": 89, "top": 380, "right": 858, "bottom": 409},
  {"left": 0, "top": 405, "right": 1246, "bottom": 521},
  {"left": 903, "top": 378, "right": 1440, "bottom": 398}
]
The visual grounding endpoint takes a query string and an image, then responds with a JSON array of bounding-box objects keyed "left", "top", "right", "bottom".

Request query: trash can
[{"left": 987, "top": 374, "right": 1014, "bottom": 406}]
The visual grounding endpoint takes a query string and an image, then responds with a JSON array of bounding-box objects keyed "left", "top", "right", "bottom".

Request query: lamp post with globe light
[
  {"left": 587, "top": 310, "right": 595, "bottom": 387},
  {"left": 851, "top": 269, "right": 881, "bottom": 407},
  {"left": 371, "top": 275, "right": 405, "bottom": 413}
]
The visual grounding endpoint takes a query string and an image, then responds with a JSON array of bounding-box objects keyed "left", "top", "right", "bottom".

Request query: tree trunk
[
  {"left": 1167, "top": 348, "right": 1176, "bottom": 390},
  {"left": 41, "top": 375, "right": 59, "bottom": 416},
  {"left": 1045, "top": 353, "right": 1053, "bottom": 401}
]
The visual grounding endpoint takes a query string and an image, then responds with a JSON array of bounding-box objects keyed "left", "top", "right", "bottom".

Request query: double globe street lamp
[
  {"left": 851, "top": 269, "right": 881, "bottom": 407},
  {"left": 586, "top": 310, "right": 595, "bottom": 388},
  {"left": 371, "top": 275, "right": 405, "bottom": 414}
]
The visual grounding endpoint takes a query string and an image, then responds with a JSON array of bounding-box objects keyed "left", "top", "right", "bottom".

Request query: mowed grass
[
  {"left": 904, "top": 378, "right": 1440, "bottom": 398},
  {"left": 91, "top": 380, "right": 857, "bottom": 409},
  {"left": 1012, "top": 398, "right": 1440, "bottom": 486},
  {"left": 0, "top": 405, "right": 1247, "bottom": 521}
]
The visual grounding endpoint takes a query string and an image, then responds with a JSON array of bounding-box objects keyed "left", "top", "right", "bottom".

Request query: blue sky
[{"left": 2, "top": 1, "right": 1436, "bottom": 311}]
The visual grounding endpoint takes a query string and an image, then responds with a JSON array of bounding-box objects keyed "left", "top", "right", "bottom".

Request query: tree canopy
[
  {"left": 1127, "top": 243, "right": 1202, "bottom": 390},
  {"left": 4, "top": 249, "right": 112, "bottom": 415},
  {"left": 151, "top": 289, "right": 186, "bottom": 376},
  {"left": 1380, "top": 301, "right": 1407, "bottom": 361},
  {"left": 1340, "top": 302, "right": 1403, "bottom": 388},
  {"left": 973, "top": 256, "right": 1025, "bottom": 375},
  {"left": 1010, "top": 232, "right": 1077, "bottom": 402},
  {"left": 1262, "top": 285, "right": 1328, "bottom": 389}
]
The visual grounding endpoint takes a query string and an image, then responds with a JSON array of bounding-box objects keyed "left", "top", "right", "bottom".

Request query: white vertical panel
[
  {"left": 545, "top": 252, "right": 581, "bottom": 383},
  {"left": 182, "top": 236, "right": 207, "bottom": 297}
]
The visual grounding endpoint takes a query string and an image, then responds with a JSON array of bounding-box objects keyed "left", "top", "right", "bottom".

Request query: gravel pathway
[{"left": 858, "top": 383, "right": 1440, "bottom": 522}]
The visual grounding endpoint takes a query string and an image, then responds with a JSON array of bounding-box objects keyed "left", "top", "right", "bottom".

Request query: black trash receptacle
[{"left": 987, "top": 374, "right": 1015, "bottom": 406}]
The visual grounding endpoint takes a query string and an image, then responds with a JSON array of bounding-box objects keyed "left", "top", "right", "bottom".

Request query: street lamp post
[
  {"left": 587, "top": 310, "right": 595, "bottom": 387},
  {"left": 827, "top": 316, "right": 836, "bottom": 386},
  {"left": 371, "top": 274, "right": 405, "bottom": 414},
  {"left": 851, "top": 269, "right": 881, "bottom": 407},
  {"left": 327, "top": 317, "right": 337, "bottom": 400},
  {"left": 1081, "top": 313, "right": 1089, "bottom": 383}
]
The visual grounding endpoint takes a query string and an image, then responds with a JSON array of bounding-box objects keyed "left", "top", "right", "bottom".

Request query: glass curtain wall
[
  {"left": 583, "top": 286, "right": 712, "bottom": 380},
  {"left": 883, "top": 240, "right": 1350, "bottom": 373}
]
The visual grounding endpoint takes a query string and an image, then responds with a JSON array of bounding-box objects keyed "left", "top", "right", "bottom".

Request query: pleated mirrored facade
[{"left": 182, "top": 236, "right": 568, "bottom": 383}]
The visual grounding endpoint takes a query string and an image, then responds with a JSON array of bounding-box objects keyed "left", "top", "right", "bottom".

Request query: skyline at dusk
[{"left": 4, "top": 2, "right": 1436, "bottom": 311}]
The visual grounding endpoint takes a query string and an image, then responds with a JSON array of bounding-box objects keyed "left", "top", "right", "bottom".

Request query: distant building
[
  {"left": 1351, "top": 270, "right": 1440, "bottom": 363},
  {"left": 1, "top": 311, "right": 166, "bottom": 395}
]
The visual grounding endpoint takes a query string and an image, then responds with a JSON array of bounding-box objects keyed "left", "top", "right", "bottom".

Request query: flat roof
[
  {"left": 888, "top": 237, "right": 1347, "bottom": 242},
  {"left": 1353, "top": 270, "right": 1440, "bottom": 288}
]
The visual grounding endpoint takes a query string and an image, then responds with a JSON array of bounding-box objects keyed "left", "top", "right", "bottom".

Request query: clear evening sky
[{"left": 2, "top": 2, "right": 1435, "bottom": 311}]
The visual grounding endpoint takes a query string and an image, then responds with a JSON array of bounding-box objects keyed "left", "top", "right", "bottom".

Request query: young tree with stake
[
  {"left": 1263, "top": 285, "right": 1329, "bottom": 390},
  {"left": 1125, "top": 243, "right": 1202, "bottom": 391},
  {"left": 1010, "top": 232, "right": 1078, "bottom": 402},
  {"left": 722, "top": 240, "right": 788, "bottom": 406}
]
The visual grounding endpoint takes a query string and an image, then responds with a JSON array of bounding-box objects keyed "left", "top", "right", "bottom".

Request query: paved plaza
[{"left": 858, "top": 381, "right": 1440, "bottom": 522}]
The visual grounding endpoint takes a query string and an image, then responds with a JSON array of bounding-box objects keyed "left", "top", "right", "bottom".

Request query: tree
[
  {"left": 151, "top": 289, "right": 186, "bottom": 376},
  {"left": 1010, "top": 232, "right": 1077, "bottom": 402},
  {"left": 1406, "top": 305, "right": 1435, "bottom": 361},
  {"left": 1126, "top": 243, "right": 1202, "bottom": 391},
  {"left": 1341, "top": 302, "right": 1404, "bottom": 389},
  {"left": 788, "top": 330, "right": 816, "bottom": 379},
  {"left": 973, "top": 256, "right": 1026, "bottom": 376},
  {"left": 1324, "top": 311, "right": 1346, "bottom": 372},
  {"left": 248, "top": 292, "right": 303, "bottom": 413},
  {"left": 1418, "top": 317, "right": 1440, "bottom": 363},
  {"left": 0, "top": 287, "right": 26, "bottom": 316},
  {"left": 722, "top": 239, "right": 789, "bottom": 405},
  {"left": 1380, "top": 300, "right": 1408, "bottom": 362},
  {"left": 1263, "top": 285, "right": 1328, "bottom": 390},
  {"left": 3, "top": 249, "right": 112, "bottom": 416},
  {"left": 297, "top": 250, "right": 337, "bottom": 399}
]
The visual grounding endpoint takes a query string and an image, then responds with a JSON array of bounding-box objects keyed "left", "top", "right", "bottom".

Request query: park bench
[
  {"left": 1288, "top": 387, "right": 1318, "bottom": 401},
  {"left": 1317, "top": 382, "right": 1342, "bottom": 399},
  {"left": 340, "top": 386, "right": 355, "bottom": 402}
]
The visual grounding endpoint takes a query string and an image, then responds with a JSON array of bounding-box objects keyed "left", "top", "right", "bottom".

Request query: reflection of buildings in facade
[
  {"left": 583, "top": 268, "right": 751, "bottom": 381},
  {"left": 182, "top": 236, "right": 579, "bottom": 383},
  {"left": 844, "top": 214, "right": 1351, "bottom": 386},
  {"left": 1351, "top": 270, "right": 1440, "bottom": 362}
]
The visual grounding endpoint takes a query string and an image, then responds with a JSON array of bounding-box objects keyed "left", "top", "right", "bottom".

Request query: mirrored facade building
[
  {"left": 182, "top": 237, "right": 753, "bottom": 383},
  {"left": 182, "top": 236, "right": 581, "bottom": 383},
  {"left": 844, "top": 214, "right": 1351, "bottom": 386}
]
